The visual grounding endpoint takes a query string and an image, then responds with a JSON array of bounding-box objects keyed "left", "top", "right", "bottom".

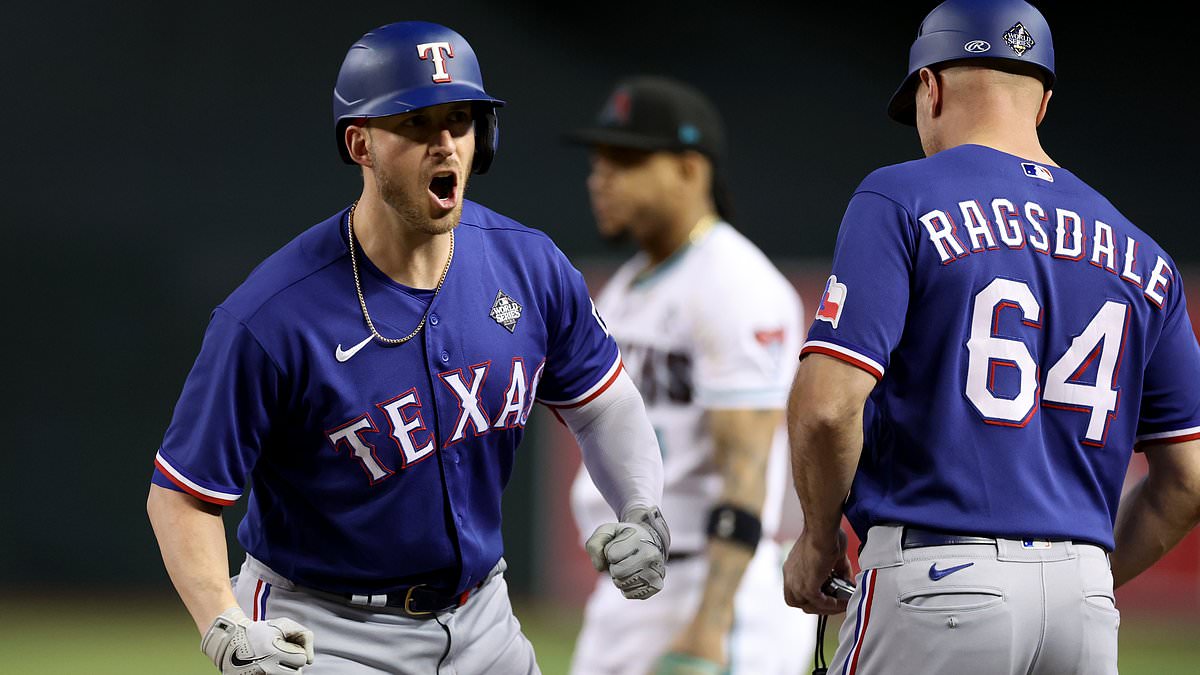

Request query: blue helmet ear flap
[{"left": 472, "top": 106, "right": 499, "bottom": 174}]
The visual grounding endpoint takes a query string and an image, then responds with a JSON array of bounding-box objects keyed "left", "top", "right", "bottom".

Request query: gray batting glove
[
  {"left": 585, "top": 505, "right": 670, "bottom": 600},
  {"left": 201, "top": 607, "right": 314, "bottom": 674},
  {"left": 621, "top": 505, "right": 671, "bottom": 559}
]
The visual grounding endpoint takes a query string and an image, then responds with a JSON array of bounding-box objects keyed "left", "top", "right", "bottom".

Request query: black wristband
[{"left": 705, "top": 503, "right": 762, "bottom": 551}]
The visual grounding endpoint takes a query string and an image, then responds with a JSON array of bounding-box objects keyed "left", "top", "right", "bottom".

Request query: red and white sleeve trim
[
  {"left": 538, "top": 356, "right": 623, "bottom": 409},
  {"left": 1135, "top": 425, "right": 1200, "bottom": 447},
  {"left": 800, "top": 341, "right": 885, "bottom": 381},
  {"left": 154, "top": 451, "right": 240, "bottom": 505}
]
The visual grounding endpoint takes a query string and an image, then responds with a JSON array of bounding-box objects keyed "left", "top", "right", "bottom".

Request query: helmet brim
[
  {"left": 335, "top": 85, "right": 505, "bottom": 164},
  {"left": 887, "top": 73, "right": 921, "bottom": 127}
]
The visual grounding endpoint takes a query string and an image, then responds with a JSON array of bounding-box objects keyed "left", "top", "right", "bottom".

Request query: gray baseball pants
[
  {"left": 232, "top": 555, "right": 540, "bottom": 675},
  {"left": 829, "top": 524, "right": 1118, "bottom": 675}
]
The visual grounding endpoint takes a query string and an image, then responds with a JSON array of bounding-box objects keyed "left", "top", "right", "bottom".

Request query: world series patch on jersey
[
  {"left": 152, "top": 201, "right": 620, "bottom": 596},
  {"left": 571, "top": 222, "right": 804, "bottom": 554},
  {"left": 802, "top": 144, "right": 1200, "bottom": 549}
]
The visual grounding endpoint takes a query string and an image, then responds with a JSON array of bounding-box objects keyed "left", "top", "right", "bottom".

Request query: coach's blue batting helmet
[
  {"left": 333, "top": 21, "right": 505, "bottom": 173},
  {"left": 888, "top": 0, "right": 1055, "bottom": 125}
]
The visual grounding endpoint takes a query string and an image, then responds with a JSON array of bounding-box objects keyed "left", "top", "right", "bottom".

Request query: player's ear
[
  {"left": 677, "top": 151, "right": 710, "bottom": 186},
  {"left": 918, "top": 67, "right": 943, "bottom": 119},
  {"left": 1035, "top": 88, "right": 1052, "bottom": 127},
  {"left": 345, "top": 120, "right": 373, "bottom": 168}
]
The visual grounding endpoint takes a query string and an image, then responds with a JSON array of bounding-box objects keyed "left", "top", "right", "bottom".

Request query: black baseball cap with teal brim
[{"left": 565, "top": 76, "right": 727, "bottom": 162}]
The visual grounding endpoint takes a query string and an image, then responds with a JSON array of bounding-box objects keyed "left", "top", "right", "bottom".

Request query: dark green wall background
[{"left": 2, "top": 2, "right": 1194, "bottom": 592}]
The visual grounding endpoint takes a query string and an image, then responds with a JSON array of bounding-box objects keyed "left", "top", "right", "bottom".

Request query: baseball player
[
  {"left": 145, "top": 21, "right": 671, "bottom": 675},
  {"left": 782, "top": 1, "right": 1200, "bottom": 674},
  {"left": 565, "top": 76, "right": 816, "bottom": 675}
]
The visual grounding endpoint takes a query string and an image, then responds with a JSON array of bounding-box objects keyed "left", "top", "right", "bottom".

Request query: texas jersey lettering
[
  {"left": 802, "top": 144, "right": 1200, "bottom": 548},
  {"left": 152, "top": 201, "right": 620, "bottom": 596}
]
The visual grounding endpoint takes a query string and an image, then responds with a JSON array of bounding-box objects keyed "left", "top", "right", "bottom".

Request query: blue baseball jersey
[
  {"left": 803, "top": 144, "right": 1200, "bottom": 549},
  {"left": 151, "top": 201, "right": 620, "bottom": 595}
]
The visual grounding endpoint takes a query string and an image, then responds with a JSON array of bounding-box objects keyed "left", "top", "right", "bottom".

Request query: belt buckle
[{"left": 403, "top": 584, "right": 435, "bottom": 617}]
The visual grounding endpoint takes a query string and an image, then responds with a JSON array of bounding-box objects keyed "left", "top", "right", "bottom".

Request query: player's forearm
[
  {"left": 1111, "top": 478, "right": 1175, "bottom": 587},
  {"left": 1111, "top": 441, "right": 1200, "bottom": 587},
  {"left": 687, "top": 409, "right": 777, "bottom": 636},
  {"left": 789, "top": 416, "right": 861, "bottom": 540},
  {"left": 559, "top": 369, "right": 664, "bottom": 517},
  {"left": 147, "top": 484, "right": 239, "bottom": 633},
  {"left": 787, "top": 356, "right": 872, "bottom": 538},
  {"left": 690, "top": 539, "right": 753, "bottom": 636},
  {"left": 710, "top": 408, "right": 776, "bottom": 512}
]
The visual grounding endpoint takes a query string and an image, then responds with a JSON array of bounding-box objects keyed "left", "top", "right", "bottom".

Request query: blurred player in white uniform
[{"left": 566, "top": 76, "right": 817, "bottom": 675}]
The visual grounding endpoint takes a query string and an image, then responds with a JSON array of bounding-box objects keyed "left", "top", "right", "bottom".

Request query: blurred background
[{"left": 2, "top": 1, "right": 1197, "bottom": 672}]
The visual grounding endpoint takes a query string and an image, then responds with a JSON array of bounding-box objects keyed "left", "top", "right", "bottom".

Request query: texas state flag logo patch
[{"left": 815, "top": 275, "right": 847, "bottom": 329}]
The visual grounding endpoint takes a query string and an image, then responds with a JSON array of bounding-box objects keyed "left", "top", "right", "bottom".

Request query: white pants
[
  {"left": 570, "top": 540, "right": 817, "bottom": 675},
  {"left": 233, "top": 556, "right": 540, "bottom": 675},
  {"left": 830, "top": 525, "right": 1119, "bottom": 675}
]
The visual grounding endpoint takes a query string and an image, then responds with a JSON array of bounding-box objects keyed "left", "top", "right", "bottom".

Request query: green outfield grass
[{"left": 0, "top": 596, "right": 1194, "bottom": 674}]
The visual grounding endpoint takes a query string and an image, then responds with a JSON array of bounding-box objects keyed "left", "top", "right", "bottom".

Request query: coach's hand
[
  {"left": 783, "top": 527, "right": 852, "bottom": 615},
  {"left": 202, "top": 606, "right": 315, "bottom": 674},
  {"left": 586, "top": 506, "right": 669, "bottom": 600}
]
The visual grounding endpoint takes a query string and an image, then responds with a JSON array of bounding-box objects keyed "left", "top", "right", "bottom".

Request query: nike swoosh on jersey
[
  {"left": 335, "top": 335, "right": 374, "bottom": 362},
  {"left": 928, "top": 562, "right": 975, "bottom": 581}
]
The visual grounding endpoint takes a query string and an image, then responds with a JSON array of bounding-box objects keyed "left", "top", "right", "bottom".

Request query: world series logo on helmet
[{"left": 1004, "top": 22, "right": 1035, "bottom": 56}]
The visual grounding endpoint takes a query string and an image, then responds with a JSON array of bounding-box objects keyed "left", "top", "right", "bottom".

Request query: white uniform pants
[
  {"left": 232, "top": 556, "right": 540, "bottom": 675},
  {"left": 830, "top": 525, "right": 1119, "bottom": 675}
]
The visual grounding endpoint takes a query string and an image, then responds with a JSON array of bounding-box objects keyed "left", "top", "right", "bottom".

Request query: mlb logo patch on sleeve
[
  {"left": 1021, "top": 162, "right": 1054, "bottom": 183},
  {"left": 815, "top": 275, "right": 847, "bottom": 329}
]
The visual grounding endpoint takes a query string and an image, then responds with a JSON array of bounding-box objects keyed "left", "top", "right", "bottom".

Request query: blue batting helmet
[
  {"left": 333, "top": 21, "right": 505, "bottom": 173},
  {"left": 888, "top": 0, "right": 1055, "bottom": 125}
]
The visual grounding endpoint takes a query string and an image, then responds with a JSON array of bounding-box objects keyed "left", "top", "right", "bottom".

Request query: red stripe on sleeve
[
  {"left": 800, "top": 346, "right": 884, "bottom": 381},
  {"left": 545, "top": 361, "right": 625, "bottom": 409},
  {"left": 1135, "top": 430, "right": 1200, "bottom": 451},
  {"left": 153, "top": 459, "right": 237, "bottom": 506}
]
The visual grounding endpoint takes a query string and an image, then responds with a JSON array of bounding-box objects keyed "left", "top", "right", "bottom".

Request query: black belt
[
  {"left": 899, "top": 527, "right": 1076, "bottom": 549},
  {"left": 389, "top": 583, "right": 476, "bottom": 616},
  {"left": 307, "top": 571, "right": 496, "bottom": 619},
  {"left": 901, "top": 527, "right": 997, "bottom": 549}
]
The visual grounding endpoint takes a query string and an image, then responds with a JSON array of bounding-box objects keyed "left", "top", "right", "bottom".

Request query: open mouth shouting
[{"left": 428, "top": 170, "right": 459, "bottom": 212}]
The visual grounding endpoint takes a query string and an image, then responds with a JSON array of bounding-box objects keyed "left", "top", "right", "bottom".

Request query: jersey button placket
[
  {"left": 429, "top": 314, "right": 439, "bottom": 326},
  {"left": 439, "top": 350, "right": 450, "bottom": 363}
]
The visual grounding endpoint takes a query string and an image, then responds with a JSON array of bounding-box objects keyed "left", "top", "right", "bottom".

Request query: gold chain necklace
[
  {"left": 632, "top": 213, "right": 717, "bottom": 286},
  {"left": 347, "top": 201, "right": 454, "bottom": 346}
]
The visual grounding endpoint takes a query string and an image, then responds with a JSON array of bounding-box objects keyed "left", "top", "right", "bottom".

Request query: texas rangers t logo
[
  {"left": 815, "top": 275, "right": 847, "bottom": 329},
  {"left": 416, "top": 41, "right": 454, "bottom": 83}
]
